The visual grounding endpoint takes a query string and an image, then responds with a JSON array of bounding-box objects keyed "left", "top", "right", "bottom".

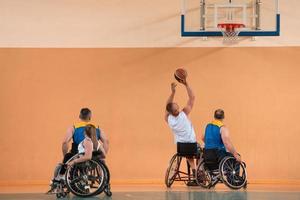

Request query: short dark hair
[
  {"left": 80, "top": 108, "right": 91, "bottom": 120},
  {"left": 214, "top": 109, "right": 224, "bottom": 120},
  {"left": 166, "top": 103, "right": 174, "bottom": 114}
]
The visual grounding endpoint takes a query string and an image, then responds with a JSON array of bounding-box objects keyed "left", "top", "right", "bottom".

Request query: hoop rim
[{"left": 217, "top": 23, "right": 246, "bottom": 32}]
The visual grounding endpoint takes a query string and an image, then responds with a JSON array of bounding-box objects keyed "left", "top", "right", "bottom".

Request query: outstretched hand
[
  {"left": 179, "top": 78, "right": 187, "bottom": 86},
  {"left": 171, "top": 82, "right": 177, "bottom": 93},
  {"left": 234, "top": 152, "right": 242, "bottom": 163}
]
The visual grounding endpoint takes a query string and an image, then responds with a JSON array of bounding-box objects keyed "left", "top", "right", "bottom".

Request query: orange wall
[{"left": 0, "top": 47, "right": 300, "bottom": 183}]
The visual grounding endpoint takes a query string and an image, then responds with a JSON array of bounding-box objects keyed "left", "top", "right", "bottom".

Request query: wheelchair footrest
[{"left": 186, "top": 181, "right": 199, "bottom": 186}]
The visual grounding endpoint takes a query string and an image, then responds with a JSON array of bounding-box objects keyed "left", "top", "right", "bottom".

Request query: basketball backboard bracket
[{"left": 181, "top": 0, "right": 280, "bottom": 37}]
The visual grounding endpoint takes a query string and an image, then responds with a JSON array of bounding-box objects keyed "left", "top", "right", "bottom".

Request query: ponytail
[{"left": 84, "top": 124, "right": 98, "bottom": 150}]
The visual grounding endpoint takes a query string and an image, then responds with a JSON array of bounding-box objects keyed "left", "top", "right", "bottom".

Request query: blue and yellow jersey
[
  {"left": 204, "top": 120, "right": 225, "bottom": 150},
  {"left": 71, "top": 121, "right": 101, "bottom": 154}
]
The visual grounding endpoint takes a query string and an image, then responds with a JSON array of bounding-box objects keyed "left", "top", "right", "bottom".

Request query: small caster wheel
[
  {"left": 243, "top": 181, "right": 248, "bottom": 189},
  {"left": 62, "top": 192, "right": 68, "bottom": 198},
  {"left": 208, "top": 184, "right": 215, "bottom": 189},
  {"left": 104, "top": 184, "right": 112, "bottom": 197},
  {"left": 105, "top": 190, "right": 112, "bottom": 197}
]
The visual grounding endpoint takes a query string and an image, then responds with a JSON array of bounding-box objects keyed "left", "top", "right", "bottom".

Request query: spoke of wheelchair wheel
[
  {"left": 223, "top": 164, "right": 231, "bottom": 172},
  {"left": 236, "top": 175, "right": 243, "bottom": 182},
  {"left": 70, "top": 177, "right": 82, "bottom": 185},
  {"left": 229, "top": 160, "right": 234, "bottom": 170},
  {"left": 234, "top": 163, "right": 240, "bottom": 171},
  {"left": 76, "top": 185, "right": 88, "bottom": 194},
  {"left": 224, "top": 162, "right": 232, "bottom": 172},
  {"left": 229, "top": 174, "right": 235, "bottom": 184},
  {"left": 87, "top": 175, "right": 98, "bottom": 181},
  {"left": 232, "top": 177, "right": 237, "bottom": 186},
  {"left": 236, "top": 176, "right": 243, "bottom": 185},
  {"left": 232, "top": 174, "right": 238, "bottom": 182}
]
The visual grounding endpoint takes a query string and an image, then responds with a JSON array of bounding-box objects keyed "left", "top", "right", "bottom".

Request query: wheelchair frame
[
  {"left": 196, "top": 156, "right": 248, "bottom": 189},
  {"left": 165, "top": 147, "right": 248, "bottom": 190},
  {"left": 48, "top": 153, "right": 112, "bottom": 198},
  {"left": 165, "top": 153, "right": 201, "bottom": 187}
]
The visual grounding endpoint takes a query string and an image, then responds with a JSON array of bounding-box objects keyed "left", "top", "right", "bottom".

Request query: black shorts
[{"left": 177, "top": 142, "right": 200, "bottom": 157}]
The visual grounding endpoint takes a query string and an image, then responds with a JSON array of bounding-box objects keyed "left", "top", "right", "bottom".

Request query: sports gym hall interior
[{"left": 0, "top": 0, "right": 299, "bottom": 199}]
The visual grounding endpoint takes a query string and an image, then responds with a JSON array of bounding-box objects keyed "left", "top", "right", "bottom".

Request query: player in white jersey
[{"left": 164, "top": 79, "right": 197, "bottom": 175}]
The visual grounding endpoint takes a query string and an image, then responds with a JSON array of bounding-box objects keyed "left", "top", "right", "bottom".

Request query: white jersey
[
  {"left": 78, "top": 138, "right": 101, "bottom": 154},
  {"left": 168, "top": 111, "right": 196, "bottom": 143}
]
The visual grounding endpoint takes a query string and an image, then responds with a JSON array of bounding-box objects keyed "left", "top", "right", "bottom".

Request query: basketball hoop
[{"left": 218, "top": 23, "right": 245, "bottom": 41}]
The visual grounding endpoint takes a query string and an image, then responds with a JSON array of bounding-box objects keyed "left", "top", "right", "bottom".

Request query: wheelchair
[
  {"left": 165, "top": 143, "right": 201, "bottom": 187},
  {"left": 48, "top": 151, "right": 112, "bottom": 198},
  {"left": 196, "top": 149, "right": 247, "bottom": 189}
]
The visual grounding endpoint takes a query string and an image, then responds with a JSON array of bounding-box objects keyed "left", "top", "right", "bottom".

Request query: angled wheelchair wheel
[
  {"left": 95, "top": 160, "right": 111, "bottom": 196},
  {"left": 165, "top": 154, "right": 181, "bottom": 188},
  {"left": 196, "top": 161, "right": 211, "bottom": 188},
  {"left": 219, "top": 157, "right": 247, "bottom": 189},
  {"left": 65, "top": 159, "right": 107, "bottom": 197}
]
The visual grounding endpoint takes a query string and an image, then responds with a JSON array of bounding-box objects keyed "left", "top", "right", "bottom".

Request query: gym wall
[
  {"left": 0, "top": 0, "right": 300, "bottom": 185},
  {"left": 0, "top": 47, "right": 300, "bottom": 184}
]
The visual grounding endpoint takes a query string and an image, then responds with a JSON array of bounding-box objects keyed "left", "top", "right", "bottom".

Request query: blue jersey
[
  {"left": 204, "top": 120, "right": 225, "bottom": 150},
  {"left": 71, "top": 121, "right": 101, "bottom": 154}
]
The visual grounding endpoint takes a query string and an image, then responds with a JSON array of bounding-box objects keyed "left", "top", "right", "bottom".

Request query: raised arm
[
  {"left": 99, "top": 131, "right": 109, "bottom": 154},
  {"left": 97, "top": 140, "right": 107, "bottom": 158},
  {"left": 201, "top": 133, "right": 205, "bottom": 143},
  {"left": 182, "top": 81, "right": 195, "bottom": 116},
  {"left": 164, "top": 83, "right": 177, "bottom": 122},
  {"left": 62, "top": 126, "right": 74, "bottom": 156},
  {"left": 220, "top": 126, "right": 241, "bottom": 162}
]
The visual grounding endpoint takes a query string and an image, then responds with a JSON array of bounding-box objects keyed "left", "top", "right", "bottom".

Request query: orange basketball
[{"left": 174, "top": 68, "right": 187, "bottom": 82}]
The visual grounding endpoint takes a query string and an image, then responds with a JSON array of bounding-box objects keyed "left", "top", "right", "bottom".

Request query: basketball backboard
[{"left": 181, "top": 0, "right": 280, "bottom": 37}]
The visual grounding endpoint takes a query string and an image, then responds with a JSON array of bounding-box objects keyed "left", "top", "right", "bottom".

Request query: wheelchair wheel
[
  {"left": 195, "top": 161, "right": 211, "bottom": 188},
  {"left": 94, "top": 160, "right": 111, "bottom": 196},
  {"left": 165, "top": 154, "right": 181, "bottom": 188},
  {"left": 219, "top": 157, "right": 247, "bottom": 189},
  {"left": 65, "top": 159, "right": 107, "bottom": 197}
]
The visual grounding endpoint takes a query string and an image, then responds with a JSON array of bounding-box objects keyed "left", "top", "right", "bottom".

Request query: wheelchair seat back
[
  {"left": 177, "top": 143, "right": 198, "bottom": 157},
  {"left": 203, "top": 149, "right": 220, "bottom": 170}
]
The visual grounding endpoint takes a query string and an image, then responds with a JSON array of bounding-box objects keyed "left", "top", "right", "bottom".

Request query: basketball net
[{"left": 218, "top": 23, "right": 245, "bottom": 41}]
